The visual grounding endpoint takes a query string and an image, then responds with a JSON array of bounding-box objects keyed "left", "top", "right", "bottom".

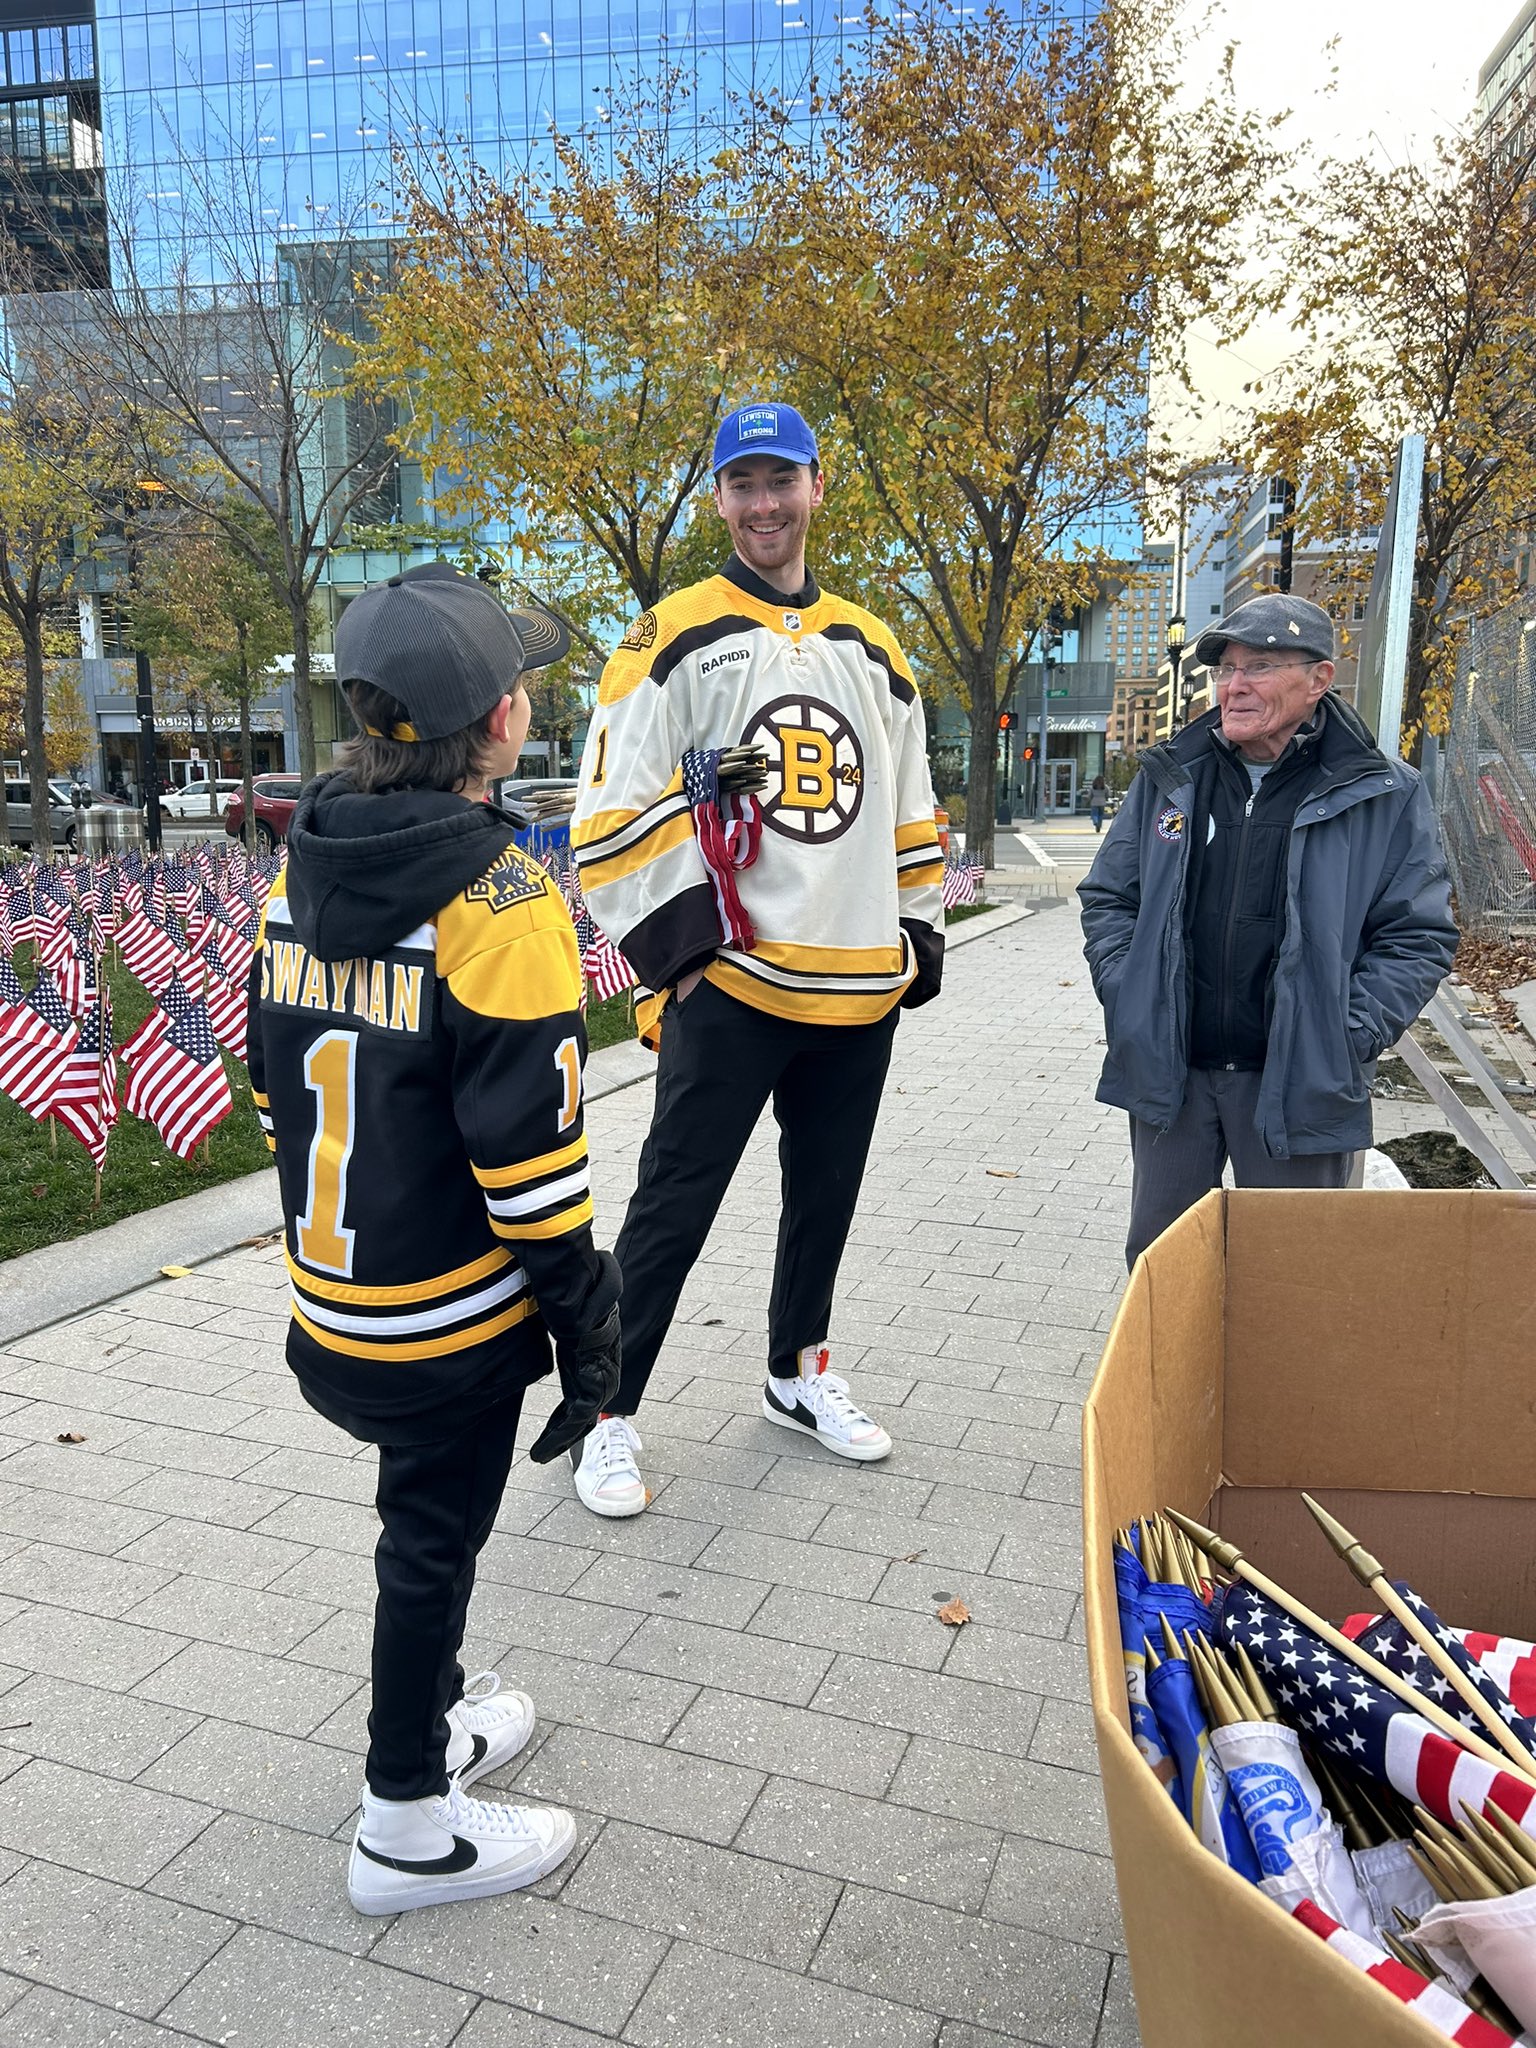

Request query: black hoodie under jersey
[{"left": 245, "top": 775, "right": 614, "bottom": 1444}]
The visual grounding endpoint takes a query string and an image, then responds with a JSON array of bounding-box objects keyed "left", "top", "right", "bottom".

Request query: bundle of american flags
[
  {"left": 1116, "top": 1505, "right": 1536, "bottom": 2044},
  {"left": 0, "top": 843, "right": 280, "bottom": 1184},
  {"left": 530, "top": 834, "right": 637, "bottom": 1007},
  {"left": 941, "top": 851, "right": 986, "bottom": 909}
]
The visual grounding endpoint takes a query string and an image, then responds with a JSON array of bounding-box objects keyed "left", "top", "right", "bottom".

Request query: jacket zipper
[{"left": 1216, "top": 784, "right": 1258, "bottom": 1064}]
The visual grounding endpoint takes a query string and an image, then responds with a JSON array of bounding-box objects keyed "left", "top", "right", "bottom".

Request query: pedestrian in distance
[
  {"left": 246, "top": 563, "right": 622, "bottom": 1915},
  {"left": 1079, "top": 591, "right": 1457, "bottom": 1270},
  {"left": 1088, "top": 772, "right": 1109, "bottom": 834},
  {"left": 567, "top": 400, "right": 946, "bottom": 1517}
]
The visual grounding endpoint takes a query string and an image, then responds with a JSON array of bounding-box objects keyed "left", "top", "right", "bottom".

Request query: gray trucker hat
[
  {"left": 1194, "top": 593, "right": 1335, "bottom": 670},
  {"left": 335, "top": 562, "right": 570, "bottom": 742}
]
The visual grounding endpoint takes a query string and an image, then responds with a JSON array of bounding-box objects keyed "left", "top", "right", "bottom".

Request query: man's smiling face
[{"left": 713, "top": 454, "right": 824, "bottom": 588}]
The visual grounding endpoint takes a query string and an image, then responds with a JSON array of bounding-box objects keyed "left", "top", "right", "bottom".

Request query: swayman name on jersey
[
  {"left": 571, "top": 565, "right": 945, "bottom": 1027},
  {"left": 246, "top": 840, "right": 601, "bottom": 1440}
]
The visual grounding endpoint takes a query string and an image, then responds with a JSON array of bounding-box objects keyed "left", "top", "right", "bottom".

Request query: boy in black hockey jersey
[
  {"left": 246, "top": 563, "right": 620, "bottom": 1914},
  {"left": 568, "top": 401, "right": 945, "bottom": 1517}
]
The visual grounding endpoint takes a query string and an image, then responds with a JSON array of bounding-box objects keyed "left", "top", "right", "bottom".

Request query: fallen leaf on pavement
[
  {"left": 937, "top": 1597, "right": 971, "bottom": 1627},
  {"left": 159, "top": 1265, "right": 191, "bottom": 1279},
  {"left": 899, "top": 1549, "right": 926, "bottom": 1563},
  {"left": 985, "top": 1168, "right": 1018, "bottom": 1179},
  {"left": 55, "top": 1431, "right": 86, "bottom": 1444},
  {"left": 1058, "top": 979, "right": 1075, "bottom": 986},
  {"left": 239, "top": 1232, "right": 282, "bottom": 1249}
]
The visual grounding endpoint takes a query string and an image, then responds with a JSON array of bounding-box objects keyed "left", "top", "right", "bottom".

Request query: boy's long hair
[{"left": 336, "top": 679, "right": 505, "bottom": 794}]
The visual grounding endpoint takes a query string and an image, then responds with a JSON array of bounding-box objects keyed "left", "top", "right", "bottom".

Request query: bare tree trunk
[
  {"left": 966, "top": 664, "right": 998, "bottom": 872},
  {"left": 290, "top": 599, "right": 317, "bottom": 781},
  {"left": 22, "top": 621, "right": 51, "bottom": 854}
]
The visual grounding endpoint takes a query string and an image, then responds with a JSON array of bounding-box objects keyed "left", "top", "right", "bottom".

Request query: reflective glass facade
[
  {"left": 0, "top": 1, "right": 107, "bottom": 286},
  {"left": 94, "top": 0, "right": 1096, "bottom": 279}
]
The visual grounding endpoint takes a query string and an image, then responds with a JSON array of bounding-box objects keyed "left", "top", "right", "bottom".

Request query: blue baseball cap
[{"left": 712, "top": 401, "right": 819, "bottom": 475}]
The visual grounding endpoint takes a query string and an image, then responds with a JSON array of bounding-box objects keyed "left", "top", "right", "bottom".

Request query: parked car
[
  {"left": 158, "top": 778, "right": 242, "bottom": 820},
  {"left": 4, "top": 779, "right": 127, "bottom": 850},
  {"left": 223, "top": 773, "right": 303, "bottom": 851}
]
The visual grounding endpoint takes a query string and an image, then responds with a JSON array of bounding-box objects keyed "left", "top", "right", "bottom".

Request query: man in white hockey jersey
[{"left": 568, "top": 400, "right": 945, "bottom": 1517}]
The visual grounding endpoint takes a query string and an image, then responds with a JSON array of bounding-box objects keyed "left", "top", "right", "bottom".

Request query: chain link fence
[{"left": 1437, "top": 601, "right": 1536, "bottom": 940}]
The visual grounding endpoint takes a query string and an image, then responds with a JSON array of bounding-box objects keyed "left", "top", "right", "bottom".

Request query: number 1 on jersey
[
  {"left": 298, "top": 1031, "right": 358, "bottom": 1274},
  {"left": 554, "top": 1034, "right": 582, "bottom": 1134}
]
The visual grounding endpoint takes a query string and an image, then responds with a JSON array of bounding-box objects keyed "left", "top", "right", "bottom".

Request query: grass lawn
[{"left": 946, "top": 899, "right": 993, "bottom": 924}]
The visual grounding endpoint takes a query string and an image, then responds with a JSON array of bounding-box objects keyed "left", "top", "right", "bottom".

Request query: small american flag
[
  {"left": 37, "top": 986, "right": 117, "bottom": 1167},
  {"left": 121, "top": 973, "right": 195, "bottom": 1067},
  {"left": 682, "top": 747, "right": 760, "bottom": 951},
  {"left": 200, "top": 938, "right": 248, "bottom": 1060},
  {"left": 124, "top": 994, "right": 232, "bottom": 1158},
  {"left": 583, "top": 927, "right": 637, "bottom": 1003},
  {"left": 1220, "top": 1582, "right": 1536, "bottom": 1838},
  {"left": 0, "top": 956, "right": 27, "bottom": 1025},
  {"left": 4, "top": 880, "right": 46, "bottom": 943},
  {"left": 0, "top": 965, "right": 80, "bottom": 1121},
  {"left": 941, "top": 855, "right": 984, "bottom": 908}
]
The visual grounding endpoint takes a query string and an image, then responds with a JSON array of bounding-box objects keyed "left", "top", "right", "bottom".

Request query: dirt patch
[
  {"left": 1377, "top": 1131, "right": 1495, "bottom": 1190},
  {"left": 1455, "top": 934, "right": 1536, "bottom": 1032}
]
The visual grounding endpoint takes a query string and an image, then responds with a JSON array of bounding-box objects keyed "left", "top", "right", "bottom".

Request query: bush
[{"left": 939, "top": 792, "right": 966, "bottom": 832}]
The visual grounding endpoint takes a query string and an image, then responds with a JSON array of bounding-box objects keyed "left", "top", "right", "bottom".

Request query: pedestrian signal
[{"left": 998, "top": 712, "right": 1013, "bottom": 732}]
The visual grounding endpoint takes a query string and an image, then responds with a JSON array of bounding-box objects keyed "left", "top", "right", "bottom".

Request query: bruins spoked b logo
[{"left": 743, "top": 695, "right": 865, "bottom": 843}]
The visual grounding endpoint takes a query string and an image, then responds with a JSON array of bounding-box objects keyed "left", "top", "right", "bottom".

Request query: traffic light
[
  {"left": 997, "top": 711, "right": 1013, "bottom": 732},
  {"left": 1021, "top": 745, "right": 1036, "bottom": 762}
]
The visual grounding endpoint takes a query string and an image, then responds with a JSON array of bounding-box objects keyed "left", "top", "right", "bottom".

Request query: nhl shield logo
[
  {"left": 1155, "top": 806, "right": 1186, "bottom": 844},
  {"left": 782, "top": 611, "right": 801, "bottom": 633}
]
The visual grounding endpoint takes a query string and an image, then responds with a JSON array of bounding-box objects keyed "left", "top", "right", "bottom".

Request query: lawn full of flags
[
  {"left": 1118, "top": 1502, "right": 1536, "bottom": 2043},
  {"left": 0, "top": 843, "right": 279, "bottom": 1196}
]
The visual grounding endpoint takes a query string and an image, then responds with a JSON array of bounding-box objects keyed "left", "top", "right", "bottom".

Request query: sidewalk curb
[
  {"left": 0, "top": 1034, "right": 658, "bottom": 1345},
  {"left": 946, "top": 903, "right": 1031, "bottom": 949}
]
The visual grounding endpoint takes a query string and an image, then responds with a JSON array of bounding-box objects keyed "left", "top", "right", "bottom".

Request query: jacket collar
[
  {"left": 720, "top": 554, "right": 820, "bottom": 611},
  {"left": 1139, "top": 694, "right": 1387, "bottom": 797}
]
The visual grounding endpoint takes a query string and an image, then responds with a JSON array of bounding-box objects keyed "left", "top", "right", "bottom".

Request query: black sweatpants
[
  {"left": 366, "top": 1388, "right": 525, "bottom": 1801},
  {"left": 611, "top": 979, "right": 899, "bottom": 1414},
  {"left": 1125, "top": 1067, "right": 1353, "bottom": 1270}
]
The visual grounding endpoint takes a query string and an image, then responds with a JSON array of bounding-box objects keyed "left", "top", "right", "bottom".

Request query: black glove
[{"left": 528, "top": 1281, "right": 622, "bottom": 1465}]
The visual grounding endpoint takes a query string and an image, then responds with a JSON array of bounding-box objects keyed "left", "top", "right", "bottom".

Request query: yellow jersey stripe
[
  {"left": 899, "top": 861, "right": 945, "bottom": 888},
  {"left": 747, "top": 937, "right": 908, "bottom": 975},
  {"left": 250, "top": 1086, "right": 270, "bottom": 1107},
  {"left": 291, "top": 1297, "right": 534, "bottom": 1362},
  {"left": 572, "top": 804, "right": 643, "bottom": 849},
  {"left": 895, "top": 820, "right": 941, "bottom": 853},
  {"left": 579, "top": 810, "right": 695, "bottom": 890},
  {"left": 490, "top": 1196, "right": 595, "bottom": 1241},
  {"left": 705, "top": 958, "right": 907, "bottom": 1025},
  {"left": 474, "top": 1135, "right": 589, "bottom": 1191},
  {"left": 286, "top": 1243, "right": 512, "bottom": 1306}
]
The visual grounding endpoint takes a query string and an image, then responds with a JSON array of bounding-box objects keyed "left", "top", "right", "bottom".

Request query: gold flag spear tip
[
  {"left": 1308, "top": 1747, "right": 1374, "bottom": 1852},
  {"left": 1407, "top": 1841, "right": 1458, "bottom": 1905},
  {"left": 1232, "top": 1641, "right": 1281, "bottom": 1723},
  {"left": 1168, "top": 1507, "right": 1523, "bottom": 1777},
  {"left": 1300, "top": 1493, "right": 1536, "bottom": 1783},
  {"left": 1482, "top": 1801, "right": 1536, "bottom": 1885},
  {"left": 1144, "top": 1639, "right": 1162, "bottom": 1672},
  {"left": 1457, "top": 1802, "right": 1533, "bottom": 1893}
]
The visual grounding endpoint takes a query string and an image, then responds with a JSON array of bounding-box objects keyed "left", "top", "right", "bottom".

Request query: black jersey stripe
[{"left": 819, "top": 622, "right": 916, "bottom": 705}]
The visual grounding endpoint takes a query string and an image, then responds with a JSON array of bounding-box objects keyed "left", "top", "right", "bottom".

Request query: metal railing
[{"left": 1437, "top": 600, "right": 1536, "bottom": 940}]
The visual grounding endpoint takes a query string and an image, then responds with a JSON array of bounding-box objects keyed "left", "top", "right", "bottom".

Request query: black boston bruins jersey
[{"left": 246, "top": 830, "right": 602, "bottom": 1443}]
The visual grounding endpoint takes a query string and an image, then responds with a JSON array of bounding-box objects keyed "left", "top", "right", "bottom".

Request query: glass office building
[{"left": 0, "top": 0, "right": 106, "bottom": 287}]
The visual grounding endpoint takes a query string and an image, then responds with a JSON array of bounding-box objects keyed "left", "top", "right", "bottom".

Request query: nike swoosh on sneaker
[
  {"left": 355, "top": 1836, "right": 479, "bottom": 1875},
  {"left": 764, "top": 1383, "right": 818, "bottom": 1429}
]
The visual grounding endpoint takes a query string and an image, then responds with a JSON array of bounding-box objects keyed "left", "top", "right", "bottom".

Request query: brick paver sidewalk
[{"left": 0, "top": 899, "right": 1138, "bottom": 2048}]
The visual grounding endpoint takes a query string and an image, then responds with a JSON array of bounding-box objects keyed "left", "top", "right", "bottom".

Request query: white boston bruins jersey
[{"left": 571, "top": 559, "right": 945, "bottom": 1026}]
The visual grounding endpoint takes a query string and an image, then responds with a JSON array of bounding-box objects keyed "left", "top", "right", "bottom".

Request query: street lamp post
[
  {"left": 129, "top": 481, "right": 168, "bottom": 854},
  {"left": 1166, "top": 613, "right": 1187, "bottom": 732}
]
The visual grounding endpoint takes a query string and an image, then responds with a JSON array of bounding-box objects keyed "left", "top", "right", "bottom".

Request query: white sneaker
[
  {"left": 446, "top": 1671, "right": 535, "bottom": 1788},
  {"left": 570, "top": 1414, "right": 647, "bottom": 1518},
  {"left": 348, "top": 1781, "right": 576, "bottom": 1916},
  {"left": 763, "top": 1346, "right": 893, "bottom": 1462}
]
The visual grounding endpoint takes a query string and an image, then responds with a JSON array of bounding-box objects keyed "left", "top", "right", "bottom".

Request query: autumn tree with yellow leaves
[
  {"left": 1240, "top": 132, "right": 1536, "bottom": 759},
  {"left": 0, "top": 349, "right": 126, "bottom": 849},
  {"left": 757, "top": 0, "right": 1278, "bottom": 864},
  {"left": 356, "top": 68, "right": 779, "bottom": 653}
]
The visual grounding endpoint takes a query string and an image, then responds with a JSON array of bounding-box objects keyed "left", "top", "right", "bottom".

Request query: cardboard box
[{"left": 1083, "top": 1188, "right": 1536, "bottom": 2048}]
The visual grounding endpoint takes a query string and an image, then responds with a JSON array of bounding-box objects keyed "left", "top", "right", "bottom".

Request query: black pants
[
  {"left": 1125, "top": 1067, "right": 1353, "bottom": 1270},
  {"left": 366, "top": 1389, "right": 524, "bottom": 1800},
  {"left": 611, "top": 980, "right": 899, "bottom": 1413}
]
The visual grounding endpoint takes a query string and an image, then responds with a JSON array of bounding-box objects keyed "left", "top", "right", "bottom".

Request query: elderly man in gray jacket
[{"left": 1080, "top": 592, "right": 1457, "bottom": 1268}]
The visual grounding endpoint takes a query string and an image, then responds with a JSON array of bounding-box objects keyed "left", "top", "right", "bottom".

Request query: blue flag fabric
[
  {"left": 1146, "top": 1652, "right": 1262, "bottom": 1881},
  {"left": 1114, "top": 1543, "right": 1184, "bottom": 1809},
  {"left": 1351, "top": 1582, "right": 1536, "bottom": 1753}
]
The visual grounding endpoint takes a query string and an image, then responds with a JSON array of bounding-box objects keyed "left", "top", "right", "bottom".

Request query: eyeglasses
[{"left": 1212, "top": 658, "right": 1316, "bottom": 683}]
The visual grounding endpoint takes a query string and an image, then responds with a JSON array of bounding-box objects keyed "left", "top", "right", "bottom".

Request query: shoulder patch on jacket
[
  {"left": 464, "top": 845, "right": 550, "bottom": 914},
  {"left": 1155, "top": 806, "right": 1186, "bottom": 843},
  {"left": 621, "top": 609, "right": 658, "bottom": 652}
]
